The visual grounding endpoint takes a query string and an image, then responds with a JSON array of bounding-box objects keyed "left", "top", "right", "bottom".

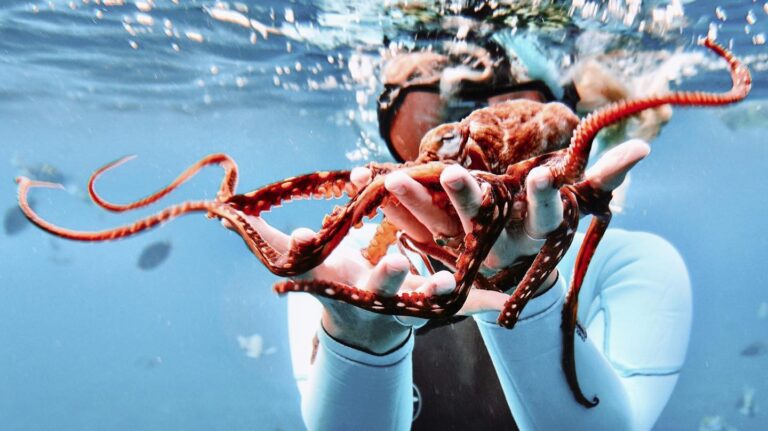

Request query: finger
[
  {"left": 585, "top": 139, "right": 650, "bottom": 191},
  {"left": 413, "top": 270, "right": 456, "bottom": 297},
  {"left": 364, "top": 254, "right": 410, "bottom": 297},
  {"left": 525, "top": 167, "right": 563, "bottom": 239},
  {"left": 289, "top": 227, "right": 316, "bottom": 249},
  {"left": 350, "top": 167, "right": 372, "bottom": 189},
  {"left": 228, "top": 215, "right": 290, "bottom": 252},
  {"left": 380, "top": 202, "right": 434, "bottom": 243},
  {"left": 401, "top": 272, "right": 428, "bottom": 291},
  {"left": 458, "top": 289, "right": 510, "bottom": 315},
  {"left": 385, "top": 171, "right": 461, "bottom": 237},
  {"left": 441, "top": 164, "right": 484, "bottom": 233},
  {"left": 439, "top": 165, "right": 521, "bottom": 269},
  {"left": 396, "top": 271, "right": 455, "bottom": 326},
  {"left": 288, "top": 227, "right": 334, "bottom": 281}
]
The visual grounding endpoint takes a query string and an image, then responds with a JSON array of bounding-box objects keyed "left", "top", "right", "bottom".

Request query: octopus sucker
[{"left": 15, "top": 39, "right": 750, "bottom": 409}]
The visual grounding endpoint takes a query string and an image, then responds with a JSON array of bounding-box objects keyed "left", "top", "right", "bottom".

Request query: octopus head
[{"left": 417, "top": 122, "right": 468, "bottom": 163}]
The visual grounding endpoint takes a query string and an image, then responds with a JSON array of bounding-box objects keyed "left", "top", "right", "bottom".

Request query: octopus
[{"left": 15, "top": 38, "right": 751, "bottom": 407}]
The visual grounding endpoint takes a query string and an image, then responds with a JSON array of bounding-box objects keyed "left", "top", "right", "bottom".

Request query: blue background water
[{"left": 1, "top": 1, "right": 767, "bottom": 430}]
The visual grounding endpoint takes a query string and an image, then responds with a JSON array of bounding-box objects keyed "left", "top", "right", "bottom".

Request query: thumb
[
  {"left": 586, "top": 139, "right": 651, "bottom": 192},
  {"left": 458, "top": 289, "right": 510, "bottom": 315},
  {"left": 525, "top": 167, "right": 563, "bottom": 239}
]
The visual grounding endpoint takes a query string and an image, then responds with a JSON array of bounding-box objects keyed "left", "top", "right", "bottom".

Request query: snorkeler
[
  {"left": 253, "top": 9, "right": 691, "bottom": 430},
  {"left": 278, "top": 24, "right": 692, "bottom": 431}
]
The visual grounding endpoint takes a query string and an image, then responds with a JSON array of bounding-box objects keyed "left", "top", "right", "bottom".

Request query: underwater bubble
[
  {"left": 747, "top": 10, "right": 757, "bottom": 25},
  {"left": 135, "top": 13, "right": 154, "bottom": 27},
  {"left": 284, "top": 8, "right": 295, "bottom": 24},
  {"left": 715, "top": 7, "right": 727, "bottom": 21},
  {"left": 207, "top": 6, "right": 250, "bottom": 28},
  {"left": 135, "top": 1, "right": 152, "bottom": 13},
  {"left": 234, "top": 3, "right": 248, "bottom": 14},
  {"left": 137, "top": 241, "right": 172, "bottom": 271},
  {"left": 185, "top": 31, "right": 204, "bottom": 43}
]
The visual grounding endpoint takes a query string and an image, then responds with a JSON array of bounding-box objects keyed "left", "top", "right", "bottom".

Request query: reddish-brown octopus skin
[{"left": 15, "top": 38, "right": 751, "bottom": 409}]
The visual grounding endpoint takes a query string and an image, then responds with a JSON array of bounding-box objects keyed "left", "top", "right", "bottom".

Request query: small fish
[
  {"left": 740, "top": 340, "right": 768, "bottom": 357},
  {"left": 3, "top": 205, "right": 29, "bottom": 236},
  {"left": 736, "top": 386, "right": 757, "bottom": 417},
  {"left": 719, "top": 100, "right": 768, "bottom": 131},
  {"left": 137, "top": 241, "right": 172, "bottom": 270}
]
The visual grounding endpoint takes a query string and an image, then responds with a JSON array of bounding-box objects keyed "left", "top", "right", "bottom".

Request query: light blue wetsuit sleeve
[
  {"left": 287, "top": 224, "right": 415, "bottom": 431},
  {"left": 474, "top": 228, "right": 692, "bottom": 431},
  {"left": 300, "top": 326, "right": 414, "bottom": 431},
  {"left": 290, "top": 226, "right": 691, "bottom": 431}
]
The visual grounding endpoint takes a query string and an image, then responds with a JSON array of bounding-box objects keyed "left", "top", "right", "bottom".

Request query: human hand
[
  {"left": 222, "top": 210, "right": 507, "bottom": 355},
  {"left": 357, "top": 139, "right": 651, "bottom": 303}
]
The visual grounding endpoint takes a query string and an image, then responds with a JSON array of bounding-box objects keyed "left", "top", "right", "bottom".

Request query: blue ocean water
[{"left": 0, "top": 1, "right": 767, "bottom": 430}]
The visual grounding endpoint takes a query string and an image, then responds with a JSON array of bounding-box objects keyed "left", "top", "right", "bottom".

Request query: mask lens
[
  {"left": 382, "top": 83, "right": 553, "bottom": 162},
  {"left": 387, "top": 90, "right": 444, "bottom": 162}
]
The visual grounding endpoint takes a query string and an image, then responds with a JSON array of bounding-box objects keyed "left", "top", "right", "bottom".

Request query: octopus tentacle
[
  {"left": 394, "top": 237, "right": 424, "bottom": 275},
  {"left": 19, "top": 174, "right": 311, "bottom": 276},
  {"left": 361, "top": 218, "right": 400, "bottom": 265},
  {"left": 274, "top": 278, "right": 453, "bottom": 318},
  {"left": 248, "top": 163, "right": 448, "bottom": 276},
  {"left": 552, "top": 38, "right": 751, "bottom": 187},
  {"left": 497, "top": 189, "right": 580, "bottom": 328},
  {"left": 17, "top": 176, "right": 235, "bottom": 242},
  {"left": 273, "top": 171, "right": 507, "bottom": 317},
  {"left": 88, "top": 153, "right": 239, "bottom": 212},
  {"left": 228, "top": 170, "right": 355, "bottom": 216},
  {"left": 561, "top": 213, "right": 610, "bottom": 408},
  {"left": 486, "top": 255, "right": 536, "bottom": 293},
  {"left": 559, "top": 181, "right": 613, "bottom": 408},
  {"left": 399, "top": 233, "right": 458, "bottom": 274}
]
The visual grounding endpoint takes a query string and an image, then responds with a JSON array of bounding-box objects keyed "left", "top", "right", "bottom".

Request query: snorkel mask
[{"left": 377, "top": 33, "right": 579, "bottom": 163}]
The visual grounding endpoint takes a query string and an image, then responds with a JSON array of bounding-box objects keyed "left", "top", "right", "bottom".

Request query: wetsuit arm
[
  {"left": 287, "top": 224, "right": 415, "bottom": 431},
  {"left": 299, "top": 323, "right": 414, "bottom": 431},
  {"left": 474, "top": 229, "right": 692, "bottom": 430}
]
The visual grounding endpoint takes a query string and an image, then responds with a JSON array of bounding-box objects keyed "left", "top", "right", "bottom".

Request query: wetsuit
[{"left": 287, "top": 225, "right": 692, "bottom": 431}]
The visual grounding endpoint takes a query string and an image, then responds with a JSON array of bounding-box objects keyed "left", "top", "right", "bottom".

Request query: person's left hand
[{"left": 353, "top": 139, "right": 651, "bottom": 302}]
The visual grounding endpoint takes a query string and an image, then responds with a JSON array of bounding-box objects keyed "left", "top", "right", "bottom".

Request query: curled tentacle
[
  {"left": 274, "top": 170, "right": 509, "bottom": 317},
  {"left": 559, "top": 181, "right": 614, "bottom": 408},
  {"left": 88, "top": 153, "right": 239, "bottom": 212},
  {"left": 230, "top": 162, "right": 448, "bottom": 277},
  {"left": 497, "top": 189, "right": 580, "bottom": 328},
  {"left": 551, "top": 38, "right": 752, "bottom": 187},
  {"left": 18, "top": 176, "right": 231, "bottom": 241},
  {"left": 228, "top": 169, "right": 356, "bottom": 217},
  {"left": 361, "top": 218, "right": 400, "bottom": 265}
]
